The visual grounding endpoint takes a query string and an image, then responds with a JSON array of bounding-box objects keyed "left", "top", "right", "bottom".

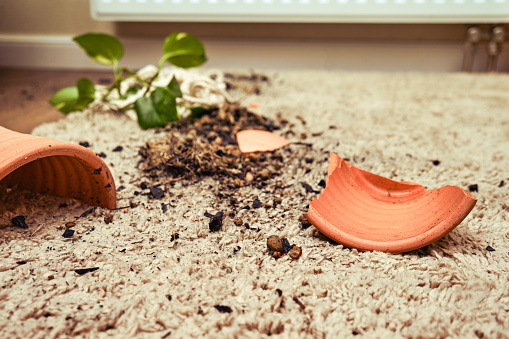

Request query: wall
[
  {"left": 0, "top": 0, "right": 508, "bottom": 72},
  {"left": 0, "top": 0, "right": 114, "bottom": 35},
  {"left": 0, "top": 0, "right": 472, "bottom": 40}
]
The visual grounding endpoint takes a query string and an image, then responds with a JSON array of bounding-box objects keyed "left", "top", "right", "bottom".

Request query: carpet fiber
[{"left": 1, "top": 69, "right": 509, "bottom": 338}]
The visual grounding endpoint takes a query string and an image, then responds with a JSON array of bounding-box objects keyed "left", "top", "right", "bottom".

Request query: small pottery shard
[
  {"left": 0, "top": 126, "right": 117, "bottom": 209},
  {"left": 306, "top": 153, "right": 477, "bottom": 253},
  {"left": 236, "top": 130, "right": 290, "bottom": 154}
]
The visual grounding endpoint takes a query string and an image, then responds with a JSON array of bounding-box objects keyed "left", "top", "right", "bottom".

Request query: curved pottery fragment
[
  {"left": 306, "top": 153, "right": 477, "bottom": 253},
  {"left": 0, "top": 126, "right": 116, "bottom": 209},
  {"left": 236, "top": 130, "right": 290, "bottom": 153}
]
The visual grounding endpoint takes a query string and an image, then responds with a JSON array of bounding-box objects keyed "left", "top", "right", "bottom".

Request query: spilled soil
[
  {"left": 136, "top": 72, "right": 323, "bottom": 239},
  {"left": 138, "top": 76, "right": 290, "bottom": 190}
]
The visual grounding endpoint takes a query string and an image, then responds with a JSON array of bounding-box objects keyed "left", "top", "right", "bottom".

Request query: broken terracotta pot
[
  {"left": 0, "top": 126, "right": 116, "bottom": 209},
  {"left": 306, "top": 153, "right": 476, "bottom": 253},
  {"left": 236, "top": 130, "right": 290, "bottom": 154}
]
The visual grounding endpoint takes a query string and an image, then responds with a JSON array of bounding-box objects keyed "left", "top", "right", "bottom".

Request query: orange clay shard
[
  {"left": 306, "top": 153, "right": 477, "bottom": 253},
  {"left": 0, "top": 126, "right": 117, "bottom": 209},
  {"left": 236, "top": 130, "right": 290, "bottom": 154}
]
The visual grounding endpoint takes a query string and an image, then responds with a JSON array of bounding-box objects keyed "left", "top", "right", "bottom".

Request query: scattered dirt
[
  {"left": 136, "top": 73, "right": 317, "bottom": 259},
  {"left": 222, "top": 71, "right": 269, "bottom": 96},
  {"left": 267, "top": 234, "right": 301, "bottom": 260}
]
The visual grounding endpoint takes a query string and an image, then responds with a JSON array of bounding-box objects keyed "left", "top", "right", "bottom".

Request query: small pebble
[
  {"left": 248, "top": 153, "right": 259, "bottom": 162},
  {"left": 11, "top": 215, "right": 28, "bottom": 228},
  {"left": 274, "top": 197, "right": 282, "bottom": 205},
  {"left": 206, "top": 211, "right": 224, "bottom": 232},
  {"left": 75, "top": 267, "right": 99, "bottom": 275},
  {"left": 231, "top": 150, "right": 242, "bottom": 158},
  {"left": 65, "top": 222, "right": 75, "bottom": 228},
  {"left": 279, "top": 117, "right": 289, "bottom": 125},
  {"left": 104, "top": 215, "right": 114, "bottom": 224},
  {"left": 245, "top": 172, "right": 254, "bottom": 183},
  {"left": 281, "top": 238, "right": 292, "bottom": 253},
  {"left": 63, "top": 229, "right": 75, "bottom": 238},
  {"left": 267, "top": 235, "right": 284, "bottom": 253},
  {"left": 234, "top": 178, "right": 243, "bottom": 188},
  {"left": 233, "top": 217, "right": 243, "bottom": 226},
  {"left": 259, "top": 169, "right": 270, "bottom": 180},
  {"left": 213, "top": 136, "right": 223, "bottom": 146},
  {"left": 252, "top": 198, "right": 262, "bottom": 209},
  {"left": 301, "top": 182, "right": 317, "bottom": 193},
  {"left": 289, "top": 245, "right": 302, "bottom": 259},
  {"left": 214, "top": 305, "right": 233, "bottom": 313},
  {"left": 150, "top": 187, "right": 165, "bottom": 199},
  {"left": 299, "top": 214, "right": 312, "bottom": 229},
  {"left": 272, "top": 251, "right": 282, "bottom": 259}
]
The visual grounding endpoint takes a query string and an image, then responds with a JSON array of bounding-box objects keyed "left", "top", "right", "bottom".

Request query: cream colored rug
[{"left": 1, "top": 70, "right": 509, "bottom": 338}]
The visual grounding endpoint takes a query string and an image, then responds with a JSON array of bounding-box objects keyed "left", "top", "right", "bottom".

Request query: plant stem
[
  {"left": 100, "top": 66, "right": 151, "bottom": 101},
  {"left": 119, "top": 103, "right": 135, "bottom": 112},
  {"left": 142, "top": 71, "right": 159, "bottom": 97}
]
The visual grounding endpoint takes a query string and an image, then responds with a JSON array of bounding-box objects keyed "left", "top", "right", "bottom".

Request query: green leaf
[
  {"left": 75, "top": 78, "right": 95, "bottom": 109},
  {"left": 167, "top": 76, "right": 182, "bottom": 98},
  {"left": 151, "top": 88, "right": 179, "bottom": 122},
  {"left": 73, "top": 33, "right": 124, "bottom": 66},
  {"left": 49, "top": 86, "right": 79, "bottom": 114},
  {"left": 50, "top": 78, "right": 96, "bottom": 114},
  {"left": 134, "top": 97, "right": 161, "bottom": 130},
  {"left": 161, "top": 32, "right": 207, "bottom": 68},
  {"left": 77, "top": 78, "right": 95, "bottom": 99},
  {"left": 134, "top": 88, "right": 179, "bottom": 130}
]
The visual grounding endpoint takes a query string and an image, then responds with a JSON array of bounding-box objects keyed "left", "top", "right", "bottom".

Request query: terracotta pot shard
[
  {"left": 236, "top": 130, "right": 290, "bottom": 154},
  {"left": 306, "top": 153, "right": 477, "bottom": 253},
  {"left": 0, "top": 126, "right": 116, "bottom": 209}
]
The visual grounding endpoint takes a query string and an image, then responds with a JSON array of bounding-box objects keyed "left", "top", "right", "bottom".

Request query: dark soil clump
[{"left": 138, "top": 100, "right": 285, "bottom": 187}]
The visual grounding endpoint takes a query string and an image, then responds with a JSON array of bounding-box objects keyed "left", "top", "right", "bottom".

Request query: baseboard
[{"left": 0, "top": 34, "right": 507, "bottom": 72}]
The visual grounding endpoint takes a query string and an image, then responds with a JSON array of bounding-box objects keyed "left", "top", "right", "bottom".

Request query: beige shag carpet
[{"left": 1, "top": 70, "right": 509, "bottom": 338}]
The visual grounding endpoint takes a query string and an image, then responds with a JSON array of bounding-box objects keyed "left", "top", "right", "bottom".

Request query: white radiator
[{"left": 90, "top": 0, "right": 509, "bottom": 23}]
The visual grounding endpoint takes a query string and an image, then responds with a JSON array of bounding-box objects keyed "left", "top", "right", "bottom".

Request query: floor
[{"left": 0, "top": 68, "right": 112, "bottom": 133}]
